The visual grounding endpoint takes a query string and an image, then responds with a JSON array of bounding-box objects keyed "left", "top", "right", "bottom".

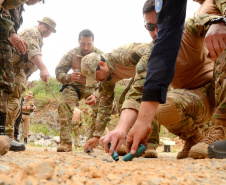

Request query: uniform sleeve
[
  {"left": 1, "top": 0, "right": 27, "bottom": 9},
  {"left": 214, "top": 0, "right": 226, "bottom": 15},
  {"left": 92, "top": 80, "right": 115, "bottom": 137},
  {"left": 185, "top": 14, "right": 221, "bottom": 38},
  {"left": 142, "top": 0, "right": 187, "bottom": 104},
  {"left": 21, "top": 30, "right": 42, "bottom": 61},
  {"left": 55, "top": 49, "right": 74, "bottom": 85},
  {"left": 80, "top": 111, "right": 86, "bottom": 125}
]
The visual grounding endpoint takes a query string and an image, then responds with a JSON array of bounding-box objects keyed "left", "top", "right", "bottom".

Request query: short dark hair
[
  {"left": 143, "top": 0, "right": 155, "bottom": 14},
  {"left": 78, "top": 29, "right": 94, "bottom": 41}
]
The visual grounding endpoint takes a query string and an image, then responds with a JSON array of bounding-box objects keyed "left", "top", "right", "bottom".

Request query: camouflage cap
[
  {"left": 38, "top": 17, "right": 56, "bottom": 33},
  {"left": 81, "top": 53, "right": 101, "bottom": 86},
  {"left": 26, "top": 91, "right": 33, "bottom": 97}
]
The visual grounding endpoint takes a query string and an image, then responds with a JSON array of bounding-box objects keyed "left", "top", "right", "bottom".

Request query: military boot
[
  {"left": 177, "top": 128, "right": 203, "bottom": 159},
  {"left": 57, "top": 142, "right": 72, "bottom": 152},
  {"left": 0, "top": 113, "right": 25, "bottom": 152},
  {"left": 189, "top": 125, "right": 226, "bottom": 159},
  {"left": 143, "top": 148, "right": 158, "bottom": 158}
]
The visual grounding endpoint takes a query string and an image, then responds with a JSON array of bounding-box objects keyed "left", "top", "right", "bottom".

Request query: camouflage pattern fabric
[
  {"left": 81, "top": 42, "right": 153, "bottom": 137},
  {"left": 5, "top": 69, "right": 26, "bottom": 137},
  {"left": 212, "top": 50, "right": 226, "bottom": 126},
  {"left": 56, "top": 46, "right": 104, "bottom": 144},
  {"left": 5, "top": 26, "right": 43, "bottom": 137},
  {"left": 157, "top": 82, "right": 214, "bottom": 141},
  {"left": 1, "top": 0, "right": 27, "bottom": 10},
  {"left": 0, "top": 41, "right": 14, "bottom": 114}
]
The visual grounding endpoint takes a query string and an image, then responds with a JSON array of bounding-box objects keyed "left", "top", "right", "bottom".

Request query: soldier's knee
[{"left": 156, "top": 97, "right": 182, "bottom": 127}]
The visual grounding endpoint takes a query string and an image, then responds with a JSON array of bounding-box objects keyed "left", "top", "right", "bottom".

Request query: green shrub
[{"left": 30, "top": 122, "right": 58, "bottom": 136}]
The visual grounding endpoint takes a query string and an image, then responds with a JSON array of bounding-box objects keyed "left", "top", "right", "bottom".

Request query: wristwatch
[{"left": 209, "top": 17, "right": 226, "bottom": 26}]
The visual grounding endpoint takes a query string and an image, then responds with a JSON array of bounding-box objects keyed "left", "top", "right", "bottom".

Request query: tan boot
[
  {"left": 57, "top": 142, "right": 72, "bottom": 152},
  {"left": 177, "top": 129, "right": 203, "bottom": 159},
  {"left": 0, "top": 135, "right": 11, "bottom": 156},
  {"left": 143, "top": 148, "right": 158, "bottom": 158},
  {"left": 189, "top": 125, "right": 226, "bottom": 159}
]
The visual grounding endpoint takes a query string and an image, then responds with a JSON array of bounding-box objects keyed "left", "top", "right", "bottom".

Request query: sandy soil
[{"left": 0, "top": 145, "right": 226, "bottom": 185}]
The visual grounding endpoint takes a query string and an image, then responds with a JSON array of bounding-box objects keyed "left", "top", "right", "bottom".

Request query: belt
[
  {"left": 23, "top": 113, "right": 30, "bottom": 115},
  {"left": 59, "top": 84, "right": 81, "bottom": 100}
]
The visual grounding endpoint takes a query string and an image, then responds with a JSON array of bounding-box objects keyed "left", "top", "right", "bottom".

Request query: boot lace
[{"left": 201, "top": 125, "right": 226, "bottom": 144}]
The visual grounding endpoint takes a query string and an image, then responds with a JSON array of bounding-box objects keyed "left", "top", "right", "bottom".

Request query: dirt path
[{"left": 0, "top": 145, "right": 226, "bottom": 185}]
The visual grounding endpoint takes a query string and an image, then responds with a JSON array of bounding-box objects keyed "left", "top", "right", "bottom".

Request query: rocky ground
[{"left": 0, "top": 144, "right": 226, "bottom": 185}]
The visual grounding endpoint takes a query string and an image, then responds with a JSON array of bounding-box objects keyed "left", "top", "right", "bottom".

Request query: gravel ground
[{"left": 0, "top": 145, "right": 226, "bottom": 185}]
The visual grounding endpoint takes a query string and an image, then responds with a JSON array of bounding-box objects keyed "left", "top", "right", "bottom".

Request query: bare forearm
[
  {"left": 115, "top": 108, "right": 138, "bottom": 133},
  {"left": 31, "top": 55, "right": 47, "bottom": 71}
]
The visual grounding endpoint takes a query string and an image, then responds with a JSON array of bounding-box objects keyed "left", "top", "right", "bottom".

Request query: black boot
[
  {"left": 24, "top": 138, "right": 27, "bottom": 144},
  {"left": 0, "top": 113, "right": 25, "bottom": 151},
  {"left": 208, "top": 139, "right": 226, "bottom": 159}
]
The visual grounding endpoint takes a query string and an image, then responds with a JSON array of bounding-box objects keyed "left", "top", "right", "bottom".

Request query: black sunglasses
[
  {"left": 96, "top": 55, "right": 105, "bottom": 71},
  {"left": 144, "top": 23, "right": 157, "bottom": 31}
]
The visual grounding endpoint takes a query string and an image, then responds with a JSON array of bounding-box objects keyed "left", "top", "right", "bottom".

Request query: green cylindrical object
[
  {"left": 123, "top": 145, "right": 146, "bottom": 161},
  {"left": 108, "top": 143, "right": 119, "bottom": 161},
  {"left": 87, "top": 149, "right": 91, "bottom": 153}
]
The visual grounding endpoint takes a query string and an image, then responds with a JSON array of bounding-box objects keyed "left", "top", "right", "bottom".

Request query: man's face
[
  {"left": 38, "top": 23, "right": 54, "bottom": 38},
  {"left": 26, "top": 95, "right": 32, "bottom": 100},
  {"left": 144, "top": 10, "right": 158, "bottom": 40},
  {"left": 26, "top": 0, "right": 39, "bottom": 5},
  {"left": 79, "top": 36, "right": 93, "bottom": 56},
  {"left": 95, "top": 62, "right": 110, "bottom": 82}
]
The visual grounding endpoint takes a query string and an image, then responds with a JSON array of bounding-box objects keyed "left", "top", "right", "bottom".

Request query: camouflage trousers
[
  {"left": 156, "top": 81, "right": 214, "bottom": 140},
  {"left": 0, "top": 41, "right": 14, "bottom": 114},
  {"left": 5, "top": 69, "right": 26, "bottom": 138},
  {"left": 118, "top": 78, "right": 160, "bottom": 149},
  {"left": 58, "top": 85, "right": 98, "bottom": 144}
]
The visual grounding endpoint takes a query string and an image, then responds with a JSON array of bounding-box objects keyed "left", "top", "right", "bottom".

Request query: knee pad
[{"left": 156, "top": 97, "right": 182, "bottom": 127}]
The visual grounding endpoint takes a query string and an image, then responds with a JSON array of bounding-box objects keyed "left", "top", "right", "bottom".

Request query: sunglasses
[
  {"left": 96, "top": 55, "right": 105, "bottom": 71},
  {"left": 144, "top": 23, "right": 157, "bottom": 31}
]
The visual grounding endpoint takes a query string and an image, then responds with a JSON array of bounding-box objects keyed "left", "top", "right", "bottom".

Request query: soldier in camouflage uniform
[
  {"left": 81, "top": 42, "right": 158, "bottom": 154},
  {"left": 96, "top": 0, "right": 225, "bottom": 160},
  {"left": 55, "top": 29, "right": 104, "bottom": 152},
  {"left": 0, "top": 0, "right": 42, "bottom": 155},
  {"left": 5, "top": 16, "right": 56, "bottom": 149}
]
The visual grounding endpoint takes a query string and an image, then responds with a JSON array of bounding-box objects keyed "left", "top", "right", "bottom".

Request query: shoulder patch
[{"left": 155, "top": 0, "right": 163, "bottom": 13}]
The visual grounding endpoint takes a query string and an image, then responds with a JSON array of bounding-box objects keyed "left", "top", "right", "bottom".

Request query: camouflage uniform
[
  {"left": 55, "top": 47, "right": 103, "bottom": 146},
  {"left": 0, "top": 0, "right": 29, "bottom": 155},
  {"left": 155, "top": 0, "right": 226, "bottom": 159},
  {"left": 82, "top": 42, "right": 157, "bottom": 139},
  {"left": 186, "top": 0, "right": 226, "bottom": 159},
  {"left": 5, "top": 25, "right": 43, "bottom": 138},
  {"left": 21, "top": 96, "right": 34, "bottom": 139}
]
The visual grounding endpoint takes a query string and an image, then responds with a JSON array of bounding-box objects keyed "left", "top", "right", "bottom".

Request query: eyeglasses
[
  {"left": 144, "top": 23, "right": 157, "bottom": 31},
  {"left": 96, "top": 55, "right": 105, "bottom": 71}
]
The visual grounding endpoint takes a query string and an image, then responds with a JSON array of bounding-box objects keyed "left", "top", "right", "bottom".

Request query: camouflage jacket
[
  {"left": 93, "top": 42, "right": 153, "bottom": 137},
  {"left": 1, "top": 0, "right": 27, "bottom": 10},
  {"left": 12, "top": 26, "right": 43, "bottom": 77},
  {"left": 55, "top": 46, "right": 104, "bottom": 86},
  {"left": 185, "top": 0, "right": 225, "bottom": 37},
  {"left": 9, "top": 4, "right": 24, "bottom": 33}
]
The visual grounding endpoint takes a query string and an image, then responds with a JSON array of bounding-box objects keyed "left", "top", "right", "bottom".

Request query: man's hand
[
  {"left": 27, "top": 106, "right": 33, "bottom": 110},
  {"left": 71, "top": 69, "right": 81, "bottom": 82},
  {"left": 8, "top": 33, "right": 28, "bottom": 55},
  {"left": 40, "top": 68, "right": 50, "bottom": 84},
  {"left": 99, "top": 129, "right": 126, "bottom": 155},
  {"left": 205, "top": 23, "right": 226, "bottom": 60},
  {"left": 126, "top": 101, "right": 159, "bottom": 155},
  {"left": 126, "top": 120, "right": 152, "bottom": 155},
  {"left": 84, "top": 137, "right": 99, "bottom": 153},
  {"left": 85, "top": 95, "right": 96, "bottom": 105}
]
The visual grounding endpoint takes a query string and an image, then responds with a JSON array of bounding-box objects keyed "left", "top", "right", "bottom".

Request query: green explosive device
[
  {"left": 123, "top": 145, "right": 147, "bottom": 161},
  {"left": 108, "top": 143, "right": 119, "bottom": 161},
  {"left": 87, "top": 149, "right": 91, "bottom": 153}
]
